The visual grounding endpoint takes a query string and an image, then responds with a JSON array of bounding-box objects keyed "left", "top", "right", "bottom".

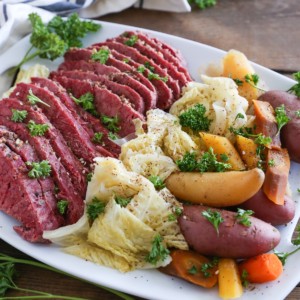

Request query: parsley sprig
[
  {"left": 148, "top": 175, "right": 166, "bottom": 190},
  {"left": 26, "top": 160, "right": 51, "bottom": 178},
  {"left": 71, "top": 92, "right": 99, "bottom": 117},
  {"left": 86, "top": 197, "right": 106, "bottom": 222},
  {"left": 115, "top": 196, "right": 132, "bottom": 207},
  {"left": 0, "top": 253, "right": 134, "bottom": 300},
  {"left": 188, "top": 0, "right": 217, "bottom": 9},
  {"left": 176, "top": 148, "right": 231, "bottom": 173},
  {"left": 178, "top": 104, "right": 212, "bottom": 132},
  {"left": 235, "top": 208, "right": 254, "bottom": 227},
  {"left": 202, "top": 209, "right": 224, "bottom": 235},
  {"left": 91, "top": 48, "right": 110, "bottom": 64},
  {"left": 57, "top": 200, "right": 68, "bottom": 215},
  {"left": 27, "top": 89, "right": 50, "bottom": 107},
  {"left": 27, "top": 120, "right": 49, "bottom": 136},
  {"left": 11, "top": 109, "right": 28, "bottom": 123},
  {"left": 146, "top": 235, "right": 170, "bottom": 265},
  {"left": 274, "top": 226, "right": 300, "bottom": 265},
  {"left": 287, "top": 71, "right": 300, "bottom": 97},
  {"left": 12, "top": 13, "right": 100, "bottom": 72},
  {"left": 274, "top": 104, "right": 290, "bottom": 135},
  {"left": 101, "top": 115, "right": 120, "bottom": 133}
]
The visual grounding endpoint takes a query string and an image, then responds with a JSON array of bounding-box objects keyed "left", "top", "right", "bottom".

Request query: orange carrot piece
[
  {"left": 238, "top": 253, "right": 283, "bottom": 283},
  {"left": 159, "top": 250, "right": 218, "bottom": 288},
  {"left": 263, "top": 148, "right": 290, "bottom": 205},
  {"left": 252, "top": 100, "right": 281, "bottom": 149}
]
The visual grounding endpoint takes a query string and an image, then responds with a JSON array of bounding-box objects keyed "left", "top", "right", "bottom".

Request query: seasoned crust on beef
[
  {"left": 31, "top": 77, "right": 121, "bottom": 157},
  {"left": 0, "top": 143, "right": 61, "bottom": 242}
]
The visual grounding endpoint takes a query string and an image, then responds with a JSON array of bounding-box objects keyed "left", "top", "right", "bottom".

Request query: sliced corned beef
[
  {"left": 0, "top": 98, "right": 87, "bottom": 198},
  {"left": 52, "top": 69, "right": 145, "bottom": 114},
  {"left": 0, "top": 125, "right": 64, "bottom": 225},
  {"left": 123, "top": 31, "right": 192, "bottom": 81},
  {"left": 31, "top": 77, "right": 121, "bottom": 157},
  {"left": 53, "top": 76, "right": 144, "bottom": 137},
  {"left": 0, "top": 143, "right": 61, "bottom": 242},
  {"left": 10, "top": 83, "right": 113, "bottom": 162},
  {"left": 113, "top": 35, "right": 189, "bottom": 89},
  {"left": 0, "top": 107, "right": 84, "bottom": 224},
  {"left": 91, "top": 41, "right": 180, "bottom": 100},
  {"left": 110, "top": 50, "right": 173, "bottom": 110}
]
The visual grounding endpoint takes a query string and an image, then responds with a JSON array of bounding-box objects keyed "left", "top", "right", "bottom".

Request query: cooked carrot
[
  {"left": 263, "top": 148, "right": 290, "bottom": 205},
  {"left": 159, "top": 250, "right": 218, "bottom": 288},
  {"left": 238, "top": 253, "right": 283, "bottom": 283},
  {"left": 252, "top": 100, "right": 281, "bottom": 149}
]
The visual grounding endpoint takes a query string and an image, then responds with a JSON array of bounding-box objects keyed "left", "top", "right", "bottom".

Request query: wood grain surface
[{"left": 1, "top": 0, "right": 299, "bottom": 299}]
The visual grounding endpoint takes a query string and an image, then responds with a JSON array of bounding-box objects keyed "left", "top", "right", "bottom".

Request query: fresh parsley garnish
[
  {"left": 27, "top": 89, "right": 50, "bottom": 107},
  {"left": 26, "top": 160, "right": 51, "bottom": 178},
  {"left": 57, "top": 200, "right": 68, "bottom": 215},
  {"left": 233, "top": 78, "right": 243, "bottom": 86},
  {"left": 92, "top": 132, "right": 103, "bottom": 144},
  {"left": 27, "top": 120, "right": 49, "bottom": 136},
  {"left": 108, "top": 132, "right": 118, "bottom": 140},
  {"left": 295, "top": 110, "right": 300, "bottom": 117},
  {"left": 13, "top": 13, "right": 100, "bottom": 72},
  {"left": 86, "top": 172, "right": 93, "bottom": 182},
  {"left": 176, "top": 152, "right": 199, "bottom": 172},
  {"left": 146, "top": 234, "right": 170, "bottom": 265},
  {"left": 178, "top": 104, "right": 212, "bottom": 132},
  {"left": 202, "top": 209, "right": 224, "bottom": 235},
  {"left": 235, "top": 208, "right": 254, "bottom": 227},
  {"left": 124, "top": 35, "right": 138, "bottom": 46},
  {"left": 144, "top": 61, "right": 155, "bottom": 72},
  {"left": 148, "top": 175, "right": 165, "bottom": 190},
  {"left": 71, "top": 92, "right": 99, "bottom": 117},
  {"left": 241, "top": 269, "right": 249, "bottom": 287},
  {"left": 188, "top": 0, "right": 217, "bottom": 10},
  {"left": 243, "top": 73, "right": 267, "bottom": 92},
  {"left": 87, "top": 197, "right": 106, "bottom": 221},
  {"left": 137, "top": 65, "right": 146, "bottom": 73},
  {"left": 234, "top": 113, "right": 245, "bottom": 121},
  {"left": 274, "top": 226, "right": 300, "bottom": 265},
  {"left": 147, "top": 72, "right": 168, "bottom": 83},
  {"left": 115, "top": 196, "right": 132, "bottom": 207},
  {"left": 91, "top": 48, "right": 110, "bottom": 64},
  {"left": 101, "top": 115, "right": 120, "bottom": 133},
  {"left": 188, "top": 265, "right": 198, "bottom": 275},
  {"left": 268, "top": 159, "right": 276, "bottom": 167},
  {"left": 11, "top": 109, "right": 28, "bottom": 123},
  {"left": 275, "top": 104, "right": 290, "bottom": 135},
  {"left": 287, "top": 71, "right": 300, "bottom": 97}
]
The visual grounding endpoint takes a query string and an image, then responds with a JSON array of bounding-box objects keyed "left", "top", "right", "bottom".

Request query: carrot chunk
[
  {"left": 238, "top": 253, "right": 283, "bottom": 283},
  {"left": 263, "top": 148, "right": 290, "bottom": 205},
  {"left": 159, "top": 250, "right": 218, "bottom": 288}
]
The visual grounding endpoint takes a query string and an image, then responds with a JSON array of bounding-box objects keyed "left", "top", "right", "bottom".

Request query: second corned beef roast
[{"left": 0, "top": 30, "right": 192, "bottom": 243}]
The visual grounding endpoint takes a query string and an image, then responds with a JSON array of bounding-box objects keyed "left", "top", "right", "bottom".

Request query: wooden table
[{"left": 1, "top": 0, "right": 299, "bottom": 299}]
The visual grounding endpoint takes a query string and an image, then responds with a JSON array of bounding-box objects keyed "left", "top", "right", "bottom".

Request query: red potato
[
  {"left": 258, "top": 90, "right": 300, "bottom": 163},
  {"left": 178, "top": 205, "right": 280, "bottom": 259},
  {"left": 239, "top": 189, "right": 295, "bottom": 226}
]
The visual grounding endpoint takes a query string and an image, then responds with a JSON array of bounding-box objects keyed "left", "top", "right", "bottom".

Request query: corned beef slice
[
  {"left": 53, "top": 76, "right": 144, "bottom": 137},
  {"left": 58, "top": 58, "right": 157, "bottom": 112},
  {"left": 51, "top": 69, "right": 145, "bottom": 114},
  {"left": 63, "top": 47, "right": 156, "bottom": 112},
  {"left": 123, "top": 31, "right": 192, "bottom": 81},
  {"left": 0, "top": 98, "right": 87, "bottom": 198},
  {"left": 0, "top": 107, "right": 84, "bottom": 224},
  {"left": 0, "top": 125, "right": 64, "bottom": 226},
  {"left": 92, "top": 41, "right": 180, "bottom": 100},
  {"left": 0, "top": 143, "right": 60, "bottom": 242},
  {"left": 110, "top": 50, "right": 173, "bottom": 110},
  {"left": 9, "top": 83, "right": 113, "bottom": 162},
  {"left": 32, "top": 77, "right": 121, "bottom": 157},
  {"left": 113, "top": 35, "right": 189, "bottom": 88}
]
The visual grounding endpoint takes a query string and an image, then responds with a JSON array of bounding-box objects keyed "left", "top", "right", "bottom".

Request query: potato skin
[
  {"left": 239, "top": 189, "right": 295, "bottom": 226},
  {"left": 178, "top": 205, "right": 280, "bottom": 259},
  {"left": 258, "top": 91, "right": 300, "bottom": 163}
]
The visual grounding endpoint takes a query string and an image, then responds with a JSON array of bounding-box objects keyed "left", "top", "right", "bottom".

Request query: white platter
[{"left": 0, "top": 20, "right": 300, "bottom": 300}]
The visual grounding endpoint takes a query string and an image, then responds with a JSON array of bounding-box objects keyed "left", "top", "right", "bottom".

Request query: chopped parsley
[
  {"left": 87, "top": 197, "right": 106, "bottom": 221},
  {"left": 137, "top": 65, "right": 146, "bottom": 73},
  {"left": 108, "top": 132, "right": 118, "bottom": 140},
  {"left": 235, "top": 208, "right": 254, "bottom": 227},
  {"left": 245, "top": 73, "right": 259, "bottom": 86},
  {"left": 27, "top": 89, "right": 50, "bottom": 107},
  {"left": 86, "top": 172, "right": 93, "bottom": 182},
  {"left": 176, "top": 152, "right": 198, "bottom": 172},
  {"left": 148, "top": 72, "right": 168, "bottom": 83},
  {"left": 115, "top": 196, "right": 132, "bottom": 207},
  {"left": 144, "top": 61, "right": 155, "bottom": 72},
  {"left": 57, "top": 200, "right": 68, "bottom": 215},
  {"left": 178, "top": 104, "right": 212, "bottom": 132},
  {"left": 101, "top": 115, "right": 120, "bottom": 133},
  {"left": 188, "top": 265, "right": 198, "bottom": 275},
  {"left": 148, "top": 175, "right": 165, "bottom": 190},
  {"left": 71, "top": 92, "right": 99, "bottom": 117},
  {"left": 26, "top": 160, "right": 51, "bottom": 178},
  {"left": 92, "top": 132, "right": 103, "bottom": 144},
  {"left": 201, "top": 209, "right": 224, "bottom": 235},
  {"left": 233, "top": 78, "right": 243, "bottom": 86},
  {"left": 27, "top": 120, "right": 49, "bottom": 136},
  {"left": 124, "top": 35, "right": 138, "bottom": 46},
  {"left": 241, "top": 269, "right": 249, "bottom": 287},
  {"left": 146, "top": 234, "right": 170, "bottom": 265},
  {"left": 11, "top": 109, "right": 28, "bottom": 123},
  {"left": 200, "top": 258, "right": 219, "bottom": 278},
  {"left": 91, "top": 48, "right": 110, "bottom": 64},
  {"left": 188, "top": 0, "right": 217, "bottom": 9},
  {"left": 287, "top": 71, "right": 300, "bottom": 97},
  {"left": 275, "top": 104, "right": 290, "bottom": 135},
  {"left": 268, "top": 159, "right": 276, "bottom": 167}
]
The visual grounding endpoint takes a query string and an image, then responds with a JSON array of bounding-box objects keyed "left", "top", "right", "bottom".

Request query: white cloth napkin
[{"left": 0, "top": 0, "right": 191, "bottom": 55}]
